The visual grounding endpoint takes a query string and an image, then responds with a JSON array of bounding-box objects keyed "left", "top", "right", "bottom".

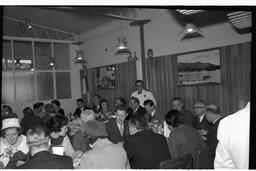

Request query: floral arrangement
[{"left": 3, "top": 147, "right": 17, "bottom": 158}]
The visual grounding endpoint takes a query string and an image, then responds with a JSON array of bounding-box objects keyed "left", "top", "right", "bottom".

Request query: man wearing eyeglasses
[
  {"left": 192, "top": 101, "right": 212, "bottom": 141},
  {"left": 131, "top": 80, "right": 156, "bottom": 107}
]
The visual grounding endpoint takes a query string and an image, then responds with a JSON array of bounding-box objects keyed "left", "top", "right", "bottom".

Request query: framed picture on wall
[
  {"left": 96, "top": 65, "right": 116, "bottom": 89},
  {"left": 177, "top": 48, "right": 221, "bottom": 86}
]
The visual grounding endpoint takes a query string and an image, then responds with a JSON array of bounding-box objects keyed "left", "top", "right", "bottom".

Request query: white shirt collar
[
  {"left": 151, "top": 109, "right": 156, "bottom": 117},
  {"left": 199, "top": 114, "right": 205, "bottom": 122}
]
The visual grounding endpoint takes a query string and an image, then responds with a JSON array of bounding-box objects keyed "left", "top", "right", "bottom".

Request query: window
[{"left": 1, "top": 39, "right": 71, "bottom": 104}]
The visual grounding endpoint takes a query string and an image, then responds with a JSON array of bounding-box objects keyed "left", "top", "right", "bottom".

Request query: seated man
[
  {"left": 105, "top": 104, "right": 130, "bottom": 144},
  {"left": 79, "top": 120, "right": 129, "bottom": 169},
  {"left": 192, "top": 101, "right": 212, "bottom": 140},
  {"left": 17, "top": 124, "right": 73, "bottom": 169},
  {"left": 73, "top": 98, "right": 90, "bottom": 118},
  {"left": 123, "top": 115, "right": 171, "bottom": 169},
  {"left": 171, "top": 97, "right": 194, "bottom": 126},
  {"left": 126, "top": 97, "right": 147, "bottom": 121}
]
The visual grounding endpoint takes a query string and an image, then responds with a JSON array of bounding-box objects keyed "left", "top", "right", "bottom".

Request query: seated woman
[
  {"left": 95, "top": 99, "right": 114, "bottom": 121},
  {"left": 165, "top": 110, "right": 207, "bottom": 159},
  {"left": 47, "top": 115, "right": 82, "bottom": 160},
  {"left": 71, "top": 109, "right": 95, "bottom": 153},
  {"left": 0, "top": 118, "right": 29, "bottom": 169}
]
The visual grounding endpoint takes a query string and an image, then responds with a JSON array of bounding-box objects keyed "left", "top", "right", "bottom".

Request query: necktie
[{"left": 119, "top": 124, "right": 124, "bottom": 136}]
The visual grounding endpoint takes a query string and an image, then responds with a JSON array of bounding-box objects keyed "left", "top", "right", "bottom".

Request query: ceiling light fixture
[
  {"left": 49, "top": 57, "right": 55, "bottom": 67},
  {"left": 19, "top": 18, "right": 33, "bottom": 34},
  {"left": 74, "top": 50, "right": 87, "bottom": 64},
  {"left": 115, "top": 21, "right": 131, "bottom": 55},
  {"left": 178, "top": 22, "right": 204, "bottom": 41}
]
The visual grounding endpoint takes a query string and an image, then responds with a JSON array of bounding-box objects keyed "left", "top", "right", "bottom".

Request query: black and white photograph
[{"left": 0, "top": 6, "right": 252, "bottom": 169}]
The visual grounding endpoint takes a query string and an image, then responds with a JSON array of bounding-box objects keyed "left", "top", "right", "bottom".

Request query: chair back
[
  {"left": 159, "top": 153, "right": 193, "bottom": 169},
  {"left": 193, "top": 147, "right": 216, "bottom": 169}
]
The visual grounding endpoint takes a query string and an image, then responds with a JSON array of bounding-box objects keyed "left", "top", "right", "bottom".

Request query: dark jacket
[
  {"left": 126, "top": 106, "right": 147, "bottom": 121},
  {"left": 123, "top": 130, "right": 171, "bottom": 169},
  {"left": 17, "top": 151, "right": 73, "bottom": 169},
  {"left": 181, "top": 109, "right": 194, "bottom": 126},
  {"left": 205, "top": 117, "right": 222, "bottom": 148},
  {"left": 21, "top": 115, "right": 41, "bottom": 134},
  {"left": 192, "top": 114, "right": 212, "bottom": 131},
  {"left": 105, "top": 118, "right": 130, "bottom": 144}
]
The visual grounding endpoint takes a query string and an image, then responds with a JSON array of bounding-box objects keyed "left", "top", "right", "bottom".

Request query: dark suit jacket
[
  {"left": 192, "top": 115, "right": 212, "bottom": 131},
  {"left": 123, "top": 130, "right": 171, "bottom": 169},
  {"left": 105, "top": 119, "right": 130, "bottom": 143},
  {"left": 17, "top": 151, "right": 73, "bottom": 169},
  {"left": 205, "top": 117, "right": 222, "bottom": 148},
  {"left": 144, "top": 108, "right": 163, "bottom": 123},
  {"left": 181, "top": 109, "right": 194, "bottom": 126},
  {"left": 126, "top": 106, "right": 147, "bottom": 121}
]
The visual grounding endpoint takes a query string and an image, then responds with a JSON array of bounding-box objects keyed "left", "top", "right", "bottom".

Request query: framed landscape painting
[
  {"left": 177, "top": 48, "right": 221, "bottom": 86},
  {"left": 96, "top": 65, "right": 116, "bottom": 89}
]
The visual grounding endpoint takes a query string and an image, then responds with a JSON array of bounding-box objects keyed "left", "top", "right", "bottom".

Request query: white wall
[{"left": 79, "top": 9, "right": 251, "bottom": 68}]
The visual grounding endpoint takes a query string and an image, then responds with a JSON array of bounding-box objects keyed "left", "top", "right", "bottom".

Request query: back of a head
[
  {"left": 51, "top": 100, "right": 61, "bottom": 107},
  {"left": 205, "top": 104, "right": 220, "bottom": 115},
  {"left": 130, "top": 115, "right": 147, "bottom": 131},
  {"left": 26, "top": 124, "right": 49, "bottom": 148},
  {"left": 44, "top": 104, "right": 55, "bottom": 114},
  {"left": 23, "top": 107, "right": 34, "bottom": 116},
  {"left": 165, "top": 110, "right": 184, "bottom": 128},
  {"left": 47, "top": 115, "right": 68, "bottom": 133}
]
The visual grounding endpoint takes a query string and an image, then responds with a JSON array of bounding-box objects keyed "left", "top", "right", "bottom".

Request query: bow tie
[{"left": 138, "top": 91, "right": 142, "bottom": 94}]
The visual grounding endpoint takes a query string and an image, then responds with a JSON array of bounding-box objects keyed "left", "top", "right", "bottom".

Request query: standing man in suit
[
  {"left": 192, "top": 101, "right": 212, "bottom": 140},
  {"left": 171, "top": 97, "right": 194, "bottom": 126},
  {"left": 105, "top": 105, "right": 130, "bottom": 144},
  {"left": 131, "top": 80, "right": 156, "bottom": 107},
  {"left": 205, "top": 104, "right": 223, "bottom": 149},
  {"left": 126, "top": 97, "right": 147, "bottom": 121},
  {"left": 17, "top": 124, "right": 73, "bottom": 169},
  {"left": 123, "top": 115, "right": 171, "bottom": 169}
]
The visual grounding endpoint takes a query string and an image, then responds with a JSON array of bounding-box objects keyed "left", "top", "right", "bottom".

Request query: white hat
[{"left": 1, "top": 118, "right": 21, "bottom": 130}]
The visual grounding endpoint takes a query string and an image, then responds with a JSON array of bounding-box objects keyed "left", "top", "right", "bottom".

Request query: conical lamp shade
[
  {"left": 74, "top": 50, "right": 87, "bottom": 64},
  {"left": 115, "top": 37, "right": 131, "bottom": 55},
  {"left": 178, "top": 23, "right": 204, "bottom": 41}
]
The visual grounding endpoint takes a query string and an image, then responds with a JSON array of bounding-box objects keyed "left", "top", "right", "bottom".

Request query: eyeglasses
[{"left": 193, "top": 106, "right": 204, "bottom": 109}]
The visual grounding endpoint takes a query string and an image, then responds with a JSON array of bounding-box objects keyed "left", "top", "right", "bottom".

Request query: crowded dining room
[{"left": 1, "top": 6, "right": 252, "bottom": 169}]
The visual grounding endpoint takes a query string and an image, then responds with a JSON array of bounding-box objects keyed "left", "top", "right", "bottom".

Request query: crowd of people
[{"left": 0, "top": 79, "right": 250, "bottom": 169}]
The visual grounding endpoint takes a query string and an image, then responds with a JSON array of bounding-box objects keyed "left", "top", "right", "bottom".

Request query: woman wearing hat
[{"left": 0, "top": 118, "right": 29, "bottom": 169}]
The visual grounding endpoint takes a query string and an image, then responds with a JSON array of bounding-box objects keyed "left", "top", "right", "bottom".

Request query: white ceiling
[
  {"left": 3, "top": 7, "right": 251, "bottom": 36},
  {"left": 3, "top": 6, "right": 117, "bottom": 34}
]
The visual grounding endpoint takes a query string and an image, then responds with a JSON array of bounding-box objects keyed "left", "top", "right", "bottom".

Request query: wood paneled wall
[
  {"left": 85, "top": 42, "right": 250, "bottom": 119},
  {"left": 146, "top": 42, "right": 251, "bottom": 118},
  {"left": 86, "top": 61, "right": 137, "bottom": 109}
]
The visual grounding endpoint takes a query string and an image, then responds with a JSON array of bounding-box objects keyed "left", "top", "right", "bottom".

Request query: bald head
[{"left": 205, "top": 104, "right": 221, "bottom": 123}]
